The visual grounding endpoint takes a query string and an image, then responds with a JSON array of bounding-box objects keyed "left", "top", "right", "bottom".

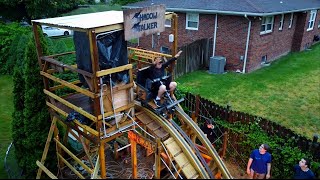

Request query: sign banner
[{"left": 124, "top": 5, "right": 166, "bottom": 41}]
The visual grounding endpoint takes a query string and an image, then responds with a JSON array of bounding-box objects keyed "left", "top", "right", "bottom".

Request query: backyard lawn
[
  {"left": 176, "top": 43, "right": 320, "bottom": 139},
  {"left": 0, "top": 75, "right": 13, "bottom": 179}
]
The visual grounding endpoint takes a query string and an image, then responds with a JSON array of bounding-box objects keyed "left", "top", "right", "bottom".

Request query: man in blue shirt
[
  {"left": 246, "top": 144, "right": 272, "bottom": 179},
  {"left": 293, "top": 158, "right": 315, "bottom": 179}
]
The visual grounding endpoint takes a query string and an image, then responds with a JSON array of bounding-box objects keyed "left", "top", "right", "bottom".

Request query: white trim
[
  {"left": 186, "top": 13, "right": 199, "bottom": 30},
  {"left": 307, "top": 10, "right": 317, "bottom": 31},
  {"left": 260, "top": 16, "right": 274, "bottom": 35},
  {"left": 289, "top": 13, "right": 293, "bottom": 28},
  {"left": 279, "top": 14, "right": 284, "bottom": 30}
]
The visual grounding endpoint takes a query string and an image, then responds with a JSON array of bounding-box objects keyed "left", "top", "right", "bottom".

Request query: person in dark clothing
[
  {"left": 293, "top": 158, "right": 315, "bottom": 179},
  {"left": 148, "top": 50, "right": 183, "bottom": 107}
]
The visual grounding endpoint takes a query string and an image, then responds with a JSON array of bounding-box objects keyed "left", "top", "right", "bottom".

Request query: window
[
  {"left": 165, "top": 19, "right": 171, "bottom": 27},
  {"left": 307, "top": 10, "right": 317, "bottom": 31},
  {"left": 186, "top": 13, "right": 199, "bottom": 30},
  {"left": 261, "top": 55, "right": 267, "bottom": 64},
  {"left": 279, "top": 14, "right": 284, "bottom": 30},
  {"left": 260, "top": 16, "right": 274, "bottom": 34},
  {"left": 289, "top": 13, "right": 293, "bottom": 28},
  {"left": 160, "top": 46, "right": 170, "bottom": 54}
]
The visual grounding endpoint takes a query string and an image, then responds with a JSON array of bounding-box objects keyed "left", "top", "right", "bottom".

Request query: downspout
[
  {"left": 243, "top": 14, "right": 251, "bottom": 73},
  {"left": 213, "top": 14, "right": 218, "bottom": 57}
]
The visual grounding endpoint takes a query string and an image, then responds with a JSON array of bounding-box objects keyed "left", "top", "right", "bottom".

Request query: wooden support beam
[
  {"left": 130, "top": 138, "right": 137, "bottom": 179},
  {"left": 42, "top": 56, "right": 93, "bottom": 78},
  {"left": 98, "top": 142, "right": 106, "bottom": 179},
  {"left": 96, "top": 64, "right": 133, "bottom": 77},
  {"left": 45, "top": 51, "right": 75, "bottom": 58},
  {"left": 53, "top": 138, "right": 93, "bottom": 174},
  {"left": 91, "top": 155, "right": 100, "bottom": 179},
  {"left": 44, "top": 89, "right": 97, "bottom": 122},
  {"left": 36, "top": 117, "right": 57, "bottom": 179},
  {"left": 41, "top": 71, "right": 95, "bottom": 98},
  {"left": 36, "top": 161, "right": 58, "bottom": 179},
  {"left": 154, "top": 138, "right": 161, "bottom": 179},
  {"left": 57, "top": 153, "right": 85, "bottom": 179},
  {"left": 46, "top": 101, "right": 99, "bottom": 137}
]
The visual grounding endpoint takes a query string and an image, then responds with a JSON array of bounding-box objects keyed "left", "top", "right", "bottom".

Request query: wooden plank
[
  {"left": 54, "top": 138, "right": 93, "bottom": 174},
  {"left": 45, "top": 51, "right": 75, "bottom": 58},
  {"left": 91, "top": 155, "right": 100, "bottom": 179},
  {"left": 36, "top": 161, "right": 58, "bottom": 179},
  {"left": 98, "top": 102, "right": 135, "bottom": 120},
  {"left": 96, "top": 64, "right": 132, "bottom": 77},
  {"left": 44, "top": 89, "right": 97, "bottom": 122},
  {"left": 46, "top": 101, "right": 99, "bottom": 136},
  {"left": 136, "top": 113, "right": 153, "bottom": 124},
  {"left": 146, "top": 121, "right": 161, "bottom": 131},
  {"left": 57, "top": 153, "right": 85, "bottom": 179},
  {"left": 42, "top": 56, "right": 93, "bottom": 78},
  {"left": 49, "top": 80, "right": 81, "bottom": 91},
  {"left": 36, "top": 118, "right": 57, "bottom": 179},
  {"left": 181, "top": 163, "right": 198, "bottom": 179},
  {"left": 164, "top": 138, "right": 182, "bottom": 157},
  {"left": 41, "top": 71, "right": 95, "bottom": 98},
  {"left": 153, "top": 128, "right": 169, "bottom": 140},
  {"left": 174, "top": 153, "right": 189, "bottom": 168}
]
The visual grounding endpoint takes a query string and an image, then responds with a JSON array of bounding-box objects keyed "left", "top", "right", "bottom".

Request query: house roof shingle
[{"left": 123, "top": 0, "right": 320, "bottom": 16}]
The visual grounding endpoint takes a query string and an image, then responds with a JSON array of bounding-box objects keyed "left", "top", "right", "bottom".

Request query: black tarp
[{"left": 73, "top": 30, "right": 129, "bottom": 88}]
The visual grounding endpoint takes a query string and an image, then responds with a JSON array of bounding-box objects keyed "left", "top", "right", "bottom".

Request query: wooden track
[{"left": 134, "top": 103, "right": 233, "bottom": 179}]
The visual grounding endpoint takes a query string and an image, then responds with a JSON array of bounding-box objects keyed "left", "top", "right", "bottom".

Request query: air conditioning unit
[{"left": 209, "top": 56, "right": 226, "bottom": 74}]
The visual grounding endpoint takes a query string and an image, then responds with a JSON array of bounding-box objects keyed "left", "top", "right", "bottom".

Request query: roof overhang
[{"left": 123, "top": 6, "right": 319, "bottom": 17}]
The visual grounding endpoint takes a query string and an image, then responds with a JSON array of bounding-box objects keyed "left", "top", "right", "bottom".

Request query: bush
[{"left": 0, "top": 23, "right": 30, "bottom": 74}]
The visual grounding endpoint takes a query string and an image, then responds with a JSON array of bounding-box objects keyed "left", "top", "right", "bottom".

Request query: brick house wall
[
  {"left": 138, "top": 12, "right": 216, "bottom": 53},
  {"left": 299, "top": 10, "right": 320, "bottom": 51},
  {"left": 215, "top": 15, "right": 248, "bottom": 71},
  {"left": 137, "top": 10, "right": 320, "bottom": 73},
  {"left": 247, "top": 13, "right": 297, "bottom": 72}
]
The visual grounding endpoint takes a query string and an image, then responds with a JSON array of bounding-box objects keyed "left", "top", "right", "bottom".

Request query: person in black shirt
[
  {"left": 293, "top": 158, "right": 315, "bottom": 179},
  {"left": 148, "top": 50, "right": 182, "bottom": 107}
]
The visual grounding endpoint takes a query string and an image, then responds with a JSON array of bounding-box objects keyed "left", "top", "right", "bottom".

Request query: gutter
[
  {"left": 212, "top": 14, "right": 218, "bottom": 57},
  {"left": 122, "top": 6, "right": 319, "bottom": 17},
  {"left": 243, "top": 14, "right": 251, "bottom": 74}
]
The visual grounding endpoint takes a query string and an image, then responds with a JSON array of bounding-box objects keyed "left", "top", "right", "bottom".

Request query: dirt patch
[{"left": 223, "top": 159, "right": 249, "bottom": 179}]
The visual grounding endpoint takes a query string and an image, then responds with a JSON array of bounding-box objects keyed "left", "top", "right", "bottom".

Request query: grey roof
[{"left": 123, "top": 0, "right": 320, "bottom": 16}]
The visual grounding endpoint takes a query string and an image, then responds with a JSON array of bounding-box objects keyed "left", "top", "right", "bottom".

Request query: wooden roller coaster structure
[{"left": 31, "top": 8, "right": 233, "bottom": 179}]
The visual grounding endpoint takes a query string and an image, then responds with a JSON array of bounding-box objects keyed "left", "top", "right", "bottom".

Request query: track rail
[{"left": 135, "top": 102, "right": 233, "bottom": 179}]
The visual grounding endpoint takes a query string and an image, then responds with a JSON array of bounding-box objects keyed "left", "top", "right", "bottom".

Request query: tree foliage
[
  {"left": 0, "top": 0, "right": 81, "bottom": 21},
  {"left": 110, "top": 0, "right": 142, "bottom": 5},
  {"left": 0, "top": 23, "right": 30, "bottom": 74},
  {"left": 11, "top": 27, "right": 56, "bottom": 178}
]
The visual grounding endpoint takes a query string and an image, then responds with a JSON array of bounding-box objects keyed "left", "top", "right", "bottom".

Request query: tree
[
  {"left": 0, "top": 0, "right": 80, "bottom": 22},
  {"left": 11, "top": 27, "right": 56, "bottom": 178}
]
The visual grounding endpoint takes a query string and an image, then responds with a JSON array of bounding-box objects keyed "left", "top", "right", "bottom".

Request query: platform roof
[{"left": 32, "top": 11, "right": 124, "bottom": 32}]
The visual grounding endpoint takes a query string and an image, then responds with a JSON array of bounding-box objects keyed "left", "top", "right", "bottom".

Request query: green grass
[
  {"left": 0, "top": 75, "right": 13, "bottom": 179},
  {"left": 177, "top": 43, "right": 320, "bottom": 139}
]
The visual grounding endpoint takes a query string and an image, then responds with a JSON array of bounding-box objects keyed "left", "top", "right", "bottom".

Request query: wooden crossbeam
[
  {"left": 44, "top": 89, "right": 97, "bottom": 122},
  {"left": 36, "top": 117, "right": 57, "bottom": 179},
  {"left": 41, "top": 71, "right": 95, "bottom": 98},
  {"left": 36, "top": 161, "right": 58, "bottom": 179}
]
